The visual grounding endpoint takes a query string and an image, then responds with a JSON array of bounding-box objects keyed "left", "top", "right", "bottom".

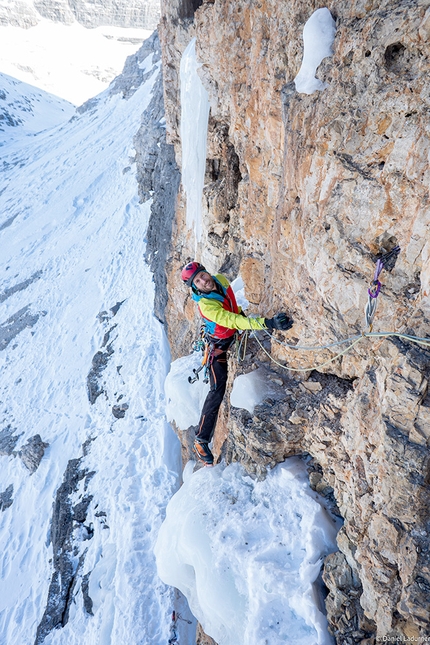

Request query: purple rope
[{"left": 373, "top": 259, "right": 384, "bottom": 282}]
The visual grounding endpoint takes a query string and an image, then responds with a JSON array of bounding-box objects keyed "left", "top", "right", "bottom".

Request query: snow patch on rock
[
  {"left": 294, "top": 8, "right": 336, "bottom": 95},
  {"left": 155, "top": 459, "right": 339, "bottom": 645}
]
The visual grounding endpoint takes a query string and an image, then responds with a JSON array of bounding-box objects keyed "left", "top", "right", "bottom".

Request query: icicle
[{"left": 180, "top": 38, "right": 210, "bottom": 246}]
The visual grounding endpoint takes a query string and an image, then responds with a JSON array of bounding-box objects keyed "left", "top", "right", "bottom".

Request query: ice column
[{"left": 180, "top": 37, "right": 210, "bottom": 243}]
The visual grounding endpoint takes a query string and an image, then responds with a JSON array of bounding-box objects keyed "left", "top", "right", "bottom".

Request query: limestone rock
[
  {"left": 0, "top": 485, "right": 14, "bottom": 512},
  {"left": 0, "top": 425, "right": 22, "bottom": 456},
  {"left": 0, "top": 1, "right": 39, "bottom": 28},
  {"left": 112, "top": 403, "right": 129, "bottom": 419},
  {"left": 301, "top": 380, "right": 323, "bottom": 392},
  {"left": 133, "top": 32, "right": 181, "bottom": 324},
  {"left": 196, "top": 623, "right": 217, "bottom": 645},
  {"left": 0, "top": 306, "right": 44, "bottom": 352},
  {"left": 18, "top": 434, "right": 49, "bottom": 473},
  {"left": 158, "top": 0, "right": 430, "bottom": 640},
  {"left": 35, "top": 458, "right": 94, "bottom": 645}
]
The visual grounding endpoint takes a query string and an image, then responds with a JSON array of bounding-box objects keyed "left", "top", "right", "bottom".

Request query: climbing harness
[
  {"left": 189, "top": 325, "right": 250, "bottom": 383},
  {"left": 364, "top": 246, "right": 400, "bottom": 331}
]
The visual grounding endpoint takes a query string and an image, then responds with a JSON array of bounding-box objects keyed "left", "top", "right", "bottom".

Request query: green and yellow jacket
[{"left": 192, "top": 274, "right": 266, "bottom": 340}]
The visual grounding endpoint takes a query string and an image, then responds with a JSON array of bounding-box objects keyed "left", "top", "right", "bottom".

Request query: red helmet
[{"left": 181, "top": 261, "right": 206, "bottom": 287}]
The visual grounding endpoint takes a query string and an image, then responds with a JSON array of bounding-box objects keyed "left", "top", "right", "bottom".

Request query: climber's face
[{"left": 193, "top": 271, "right": 215, "bottom": 293}]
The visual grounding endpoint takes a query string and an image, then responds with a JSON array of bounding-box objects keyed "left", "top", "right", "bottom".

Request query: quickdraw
[
  {"left": 188, "top": 327, "right": 212, "bottom": 384},
  {"left": 364, "top": 246, "right": 400, "bottom": 330},
  {"left": 188, "top": 342, "right": 210, "bottom": 384}
]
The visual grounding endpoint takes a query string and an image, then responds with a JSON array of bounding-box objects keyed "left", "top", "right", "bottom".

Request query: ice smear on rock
[
  {"left": 230, "top": 367, "right": 271, "bottom": 414},
  {"left": 294, "top": 8, "right": 336, "bottom": 95},
  {"left": 231, "top": 275, "right": 250, "bottom": 310},
  {"left": 180, "top": 37, "right": 210, "bottom": 245},
  {"left": 155, "top": 459, "right": 338, "bottom": 645}
]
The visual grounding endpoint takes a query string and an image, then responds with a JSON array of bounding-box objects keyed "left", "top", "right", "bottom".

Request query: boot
[{"left": 193, "top": 439, "right": 214, "bottom": 466}]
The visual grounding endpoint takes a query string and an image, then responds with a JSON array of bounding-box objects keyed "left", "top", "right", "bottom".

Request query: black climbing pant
[{"left": 196, "top": 339, "right": 232, "bottom": 444}]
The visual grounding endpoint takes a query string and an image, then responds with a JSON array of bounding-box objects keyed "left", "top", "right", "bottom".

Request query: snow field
[
  {"left": 155, "top": 459, "right": 339, "bottom": 645},
  {"left": 0, "top": 72, "right": 75, "bottom": 144},
  {"left": 0, "top": 52, "right": 183, "bottom": 644}
]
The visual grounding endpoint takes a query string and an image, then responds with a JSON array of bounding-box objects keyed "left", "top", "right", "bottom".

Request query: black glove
[{"left": 265, "top": 313, "right": 294, "bottom": 331}]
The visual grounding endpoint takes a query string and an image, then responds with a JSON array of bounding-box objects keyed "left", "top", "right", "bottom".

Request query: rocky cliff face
[
  {"left": 0, "top": 0, "right": 160, "bottom": 29},
  {"left": 158, "top": 0, "right": 430, "bottom": 642}
]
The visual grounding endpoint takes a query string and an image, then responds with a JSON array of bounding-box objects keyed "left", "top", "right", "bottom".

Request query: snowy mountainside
[
  {"left": 0, "top": 32, "right": 184, "bottom": 645},
  {"left": 0, "top": 72, "right": 75, "bottom": 144},
  {"left": 0, "top": 0, "right": 160, "bottom": 29},
  {"left": 0, "top": 21, "right": 153, "bottom": 105}
]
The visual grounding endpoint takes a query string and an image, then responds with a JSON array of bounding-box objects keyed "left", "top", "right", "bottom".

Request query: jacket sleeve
[{"left": 199, "top": 298, "right": 266, "bottom": 331}]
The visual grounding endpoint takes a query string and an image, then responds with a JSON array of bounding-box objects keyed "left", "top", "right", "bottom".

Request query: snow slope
[
  {"left": 0, "top": 72, "right": 75, "bottom": 144},
  {"left": 0, "top": 38, "right": 184, "bottom": 645}
]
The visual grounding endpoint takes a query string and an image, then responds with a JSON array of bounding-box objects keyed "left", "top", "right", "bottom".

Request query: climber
[{"left": 181, "top": 261, "right": 294, "bottom": 466}]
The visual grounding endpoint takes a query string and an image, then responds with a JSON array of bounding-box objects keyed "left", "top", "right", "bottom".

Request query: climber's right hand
[{"left": 265, "top": 313, "right": 294, "bottom": 331}]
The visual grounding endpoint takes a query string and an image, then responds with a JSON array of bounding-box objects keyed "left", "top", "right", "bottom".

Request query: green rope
[
  {"left": 253, "top": 319, "right": 430, "bottom": 351},
  {"left": 240, "top": 320, "right": 430, "bottom": 373},
  {"left": 236, "top": 330, "right": 249, "bottom": 362},
  {"left": 252, "top": 333, "right": 364, "bottom": 372}
]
